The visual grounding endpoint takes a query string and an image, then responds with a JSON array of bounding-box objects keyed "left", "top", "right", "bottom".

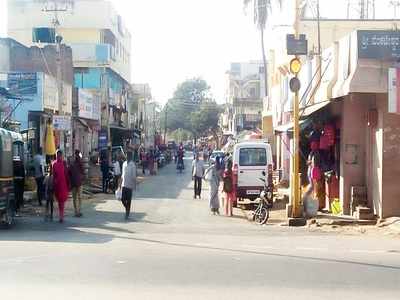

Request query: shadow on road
[{"left": 0, "top": 198, "right": 147, "bottom": 244}]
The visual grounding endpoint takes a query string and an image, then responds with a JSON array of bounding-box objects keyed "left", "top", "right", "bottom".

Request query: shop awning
[
  {"left": 299, "top": 100, "right": 331, "bottom": 119},
  {"left": 274, "top": 119, "right": 311, "bottom": 133}
]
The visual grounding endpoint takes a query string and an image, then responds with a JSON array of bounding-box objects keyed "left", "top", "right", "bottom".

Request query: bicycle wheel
[{"left": 255, "top": 207, "right": 269, "bottom": 225}]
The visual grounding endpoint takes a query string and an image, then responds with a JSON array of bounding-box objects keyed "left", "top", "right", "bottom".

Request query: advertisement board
[
  {"left": 53, "top": 115, "right": 71, "bottom": 131},
  {"left": 78, "top": 89, "right": 101, "bottom": 120},
  {"left": 7, "top": 72, "right": 37, "bottom": 95}
]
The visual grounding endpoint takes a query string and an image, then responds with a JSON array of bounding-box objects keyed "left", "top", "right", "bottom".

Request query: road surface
[{"left": 1, "top": 157, "right": 400, "bottom": 299}]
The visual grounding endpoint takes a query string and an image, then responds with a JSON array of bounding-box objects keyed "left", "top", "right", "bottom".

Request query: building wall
[
  {"left": 7, "top": 0, "right": 131, "bottom": 82},
  {"left": 377, "top": 94, "right": 400, "bottom": 217},
  {"left": 339, "top": 94, "right": 368, "bottom": 215}
]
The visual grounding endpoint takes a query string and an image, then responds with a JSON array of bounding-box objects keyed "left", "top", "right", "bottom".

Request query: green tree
[
  {"left": 161, "top": 78, "right": 211, "bottom": 134},
  {"left": 190, "top": 101, "right": 222, "bottom": 146},
  {"left": 244, "top": 0, "right": 282, "bottom": 99}
]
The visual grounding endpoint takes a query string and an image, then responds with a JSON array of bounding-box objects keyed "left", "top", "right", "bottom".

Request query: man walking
[
  {"left": 33, "top": 147, "right": 45, "bottom": 206},
  {"left": 121, "top": 151, "right": 137, "bottom": 220},
  {"left": 192, "top": 154, "right": 205, "bottom": 199},
  {"left": 70, "top": 150, "right": 84, "bottom": 217}
]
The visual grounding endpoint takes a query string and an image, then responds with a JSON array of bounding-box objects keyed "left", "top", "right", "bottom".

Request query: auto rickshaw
[{"left": 0, "top": 128, "right": 24, "bottom": 227}]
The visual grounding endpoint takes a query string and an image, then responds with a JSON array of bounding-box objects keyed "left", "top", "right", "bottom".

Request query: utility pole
[
  {"left": 288, "top": 0, "right": 305, "bottom": 226},
  {"left": 164, "top": 104, "right": 168, "bottom": 144},
  {"left": 43, "top": 0, "right": 69, "bottom": 152}
]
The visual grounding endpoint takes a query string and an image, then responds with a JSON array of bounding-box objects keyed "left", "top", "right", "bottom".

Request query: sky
[
  {"left": 0, "top": 0, "right": 396, "bottom": 104},
  {"left": 0, "top": 0, "right": 260, "bottom": 104}
]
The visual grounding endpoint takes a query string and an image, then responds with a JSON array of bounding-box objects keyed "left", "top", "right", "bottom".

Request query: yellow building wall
[{"left": 58, "top": 28, "right": 101, "bottom": 44}]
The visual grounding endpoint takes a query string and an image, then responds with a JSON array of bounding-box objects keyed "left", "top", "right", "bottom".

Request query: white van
[{"left": 232, "top": 141, "right": 273, "bottom": 204}]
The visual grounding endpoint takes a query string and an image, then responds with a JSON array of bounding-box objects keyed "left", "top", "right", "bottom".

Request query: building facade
[
  {"left": 7, "top": 0, "right": 134, "bottom": 151},
  {"left": 0, "top": 37, "right": 73, "bottom": 157},
  {"left": 223, "top": 61, "right": 266, "bottom": 135}
]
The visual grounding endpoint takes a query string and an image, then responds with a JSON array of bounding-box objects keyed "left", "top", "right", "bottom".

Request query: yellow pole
[{"left": 292, "top": 0, "right": 301, "bottom": 218}]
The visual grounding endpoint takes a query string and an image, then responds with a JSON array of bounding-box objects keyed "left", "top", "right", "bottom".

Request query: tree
[
  {"left": 244, "top": 0, "right": 282, "bottom": 105},
  {"left": 161, "top": 78, "right": 212, "bottom": 134},
  {"left": 190, "top": 101, "right": 222, "bottom": 147}
]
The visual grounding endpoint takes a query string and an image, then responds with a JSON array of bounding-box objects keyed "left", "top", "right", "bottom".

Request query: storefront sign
[
  {"left": 53, "top": 115, "right": 71, "bottom": 131},
  {"left": 358, "top": 30, "right": 400, "bottom": 60},
  {"left": 7, "top": 72, "right": 37, "bottom": 95},
  {"left": 78, "top": 89, "right": 101, "bottom": 120},
  {"left": 98, "top": 129, "right": 108, "bottom": 150},
  {"left": 388, "top": 68, "right": 400, "bottom": 114}
]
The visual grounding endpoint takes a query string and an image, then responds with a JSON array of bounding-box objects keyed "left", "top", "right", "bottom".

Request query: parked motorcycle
[{"left": 253, "top": 171, "right": 274, "bottom": 225}]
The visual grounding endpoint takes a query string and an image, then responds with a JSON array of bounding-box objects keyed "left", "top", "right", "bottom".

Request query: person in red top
[
  {"left": 222, "top": 160, "right": 235, "bottom": 217},
  {"left": 52, "top": 150, "right": 70, "bottom": 223}
]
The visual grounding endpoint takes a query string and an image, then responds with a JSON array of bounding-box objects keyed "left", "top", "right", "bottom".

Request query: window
[{"left": 239, "top": 148, "right": 267, "bottom": 166}]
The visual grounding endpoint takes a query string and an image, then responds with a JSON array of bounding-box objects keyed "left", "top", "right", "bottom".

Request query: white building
[
  {"left": 7, "top": 0, "right": 131, "bottom": 81},
  {"left": 7, "top": 0, "right": 134, "bottom": 149},
  {"left": 223, "top": 61, "right": 266, "bottom": 135}
]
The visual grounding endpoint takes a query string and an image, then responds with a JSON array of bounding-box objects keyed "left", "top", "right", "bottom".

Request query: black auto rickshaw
[{"left": 0, "top": 128, "right": 24, "bottom": 227}]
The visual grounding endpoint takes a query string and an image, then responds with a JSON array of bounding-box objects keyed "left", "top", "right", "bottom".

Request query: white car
[{"left": 232, "top": 141, "right": 273, "bottom": 204}]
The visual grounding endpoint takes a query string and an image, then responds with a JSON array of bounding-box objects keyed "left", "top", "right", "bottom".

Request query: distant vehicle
[
  {"left": 167, "top": 141, "right": 177, "bottom": 150},
  {"left": 209, "top": 150, "right": 224, "bottom": 164},
  {"left": 232, "top": 141, "right": 273, "bottom": 208}
]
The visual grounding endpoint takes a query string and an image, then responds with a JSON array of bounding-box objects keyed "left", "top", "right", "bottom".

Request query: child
[{"left": 44, "top": 163, "right": 54, "bottom": 221}]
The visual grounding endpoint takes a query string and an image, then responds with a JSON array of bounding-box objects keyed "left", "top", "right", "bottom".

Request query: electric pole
[{"left": 164, "top": 104, "right": 168, "bottom": 144}]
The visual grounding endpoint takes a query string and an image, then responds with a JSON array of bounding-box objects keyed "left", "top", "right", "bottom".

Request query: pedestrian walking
[
  {"left": 121, "top": 151, "right": 137, "bottom": 220},
  {"left": 192, "top": 154, "right": 205, "bottom": 199},
  {"left": 223, "top": 160, "right": 235, "bottom": 217},
  {"left": 44, "top": 162, "right": 54, "bottom": 221},
  {"left": 70, "top": 150, "right": 84, "bottom": 217},
  {"left": 140, "top": 148, "right": 147, "bottom": 175},
  {"left": 52, "top": 150, "right": 70, "bottom": 223},
  {"left": 33, "top": 147, "right": 45, "bottom": 206},
  {"left": 204, "top": 161, "right": 220, "bottom": 215},
  {"left": 100, "top": 150, "right": 109, "bottom": 193},
  {"left": 13, "top": 157, "right": 25, "bottom": 216}
]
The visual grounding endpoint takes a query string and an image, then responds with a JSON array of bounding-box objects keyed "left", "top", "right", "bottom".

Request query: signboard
[
  {"left": 78, "top": 89, "right": 101, "bottom": 120},
  {"left": 53, "top": 115, "right": 71, "bottom": 131},
  {"left": 7, "top": 72, "right": 37, "bottom": 95},
  {"left": 286, "top": 34, "right": 308, "bottom": 56},
  {"left": 388, "top": 68, "right": 400, "bottom": 114},
  {"left": 98, "top": 129, "right": 108, "bottom": 149},
  {"left": 358, "top": 30, "right": 400, "bottom": 60}
]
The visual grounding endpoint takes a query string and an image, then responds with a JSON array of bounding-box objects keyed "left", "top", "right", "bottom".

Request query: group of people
[
  {"left": 33, "top": 148, "right": 84, "bottom": 223},
  {"left": 191, "top": 152, "right": 235, "bottom": 216},
  {"left": 32, "top": 147, "right": 138, "bottom": 223}
]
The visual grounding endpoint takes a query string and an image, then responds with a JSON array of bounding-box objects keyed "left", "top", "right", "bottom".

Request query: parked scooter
[{"left": 253, "top": 171, "right": 274, "bottom": 225}]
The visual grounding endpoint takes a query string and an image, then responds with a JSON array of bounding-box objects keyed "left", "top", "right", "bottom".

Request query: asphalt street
[{"left": 1, "top": 157, "right": 400, "bottom": 300}]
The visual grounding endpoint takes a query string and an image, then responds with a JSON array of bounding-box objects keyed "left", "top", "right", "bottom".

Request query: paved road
[{"left": 1, "top": 157, "right": 400, "bottom": 300}]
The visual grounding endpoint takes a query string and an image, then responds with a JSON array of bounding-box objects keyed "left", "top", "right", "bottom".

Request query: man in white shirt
[
  {"left": 121, "top": 151, "right": 137, "bottom": 220},
  {"left": 191, "top": 154, "right": 205, "bottom": 199},
  {"left": 33, "top": 147, "right": 46, "bottom": 206}
]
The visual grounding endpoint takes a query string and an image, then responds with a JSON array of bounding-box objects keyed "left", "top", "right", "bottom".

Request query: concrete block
[
  {"left": 288, "top": 217, "right": 307, "bottom": 227},
  {"left": 286, "top": 204, "right": 293, "bottom": 218}
]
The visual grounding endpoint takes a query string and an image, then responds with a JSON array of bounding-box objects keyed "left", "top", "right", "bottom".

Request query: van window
[{"left": 239, "top": 148, "right": 267, "bottom": 166}]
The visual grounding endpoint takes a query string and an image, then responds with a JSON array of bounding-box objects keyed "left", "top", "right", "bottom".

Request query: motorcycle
[{"left": 253, "top": 171, "right": 274, "bottom": 225}]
